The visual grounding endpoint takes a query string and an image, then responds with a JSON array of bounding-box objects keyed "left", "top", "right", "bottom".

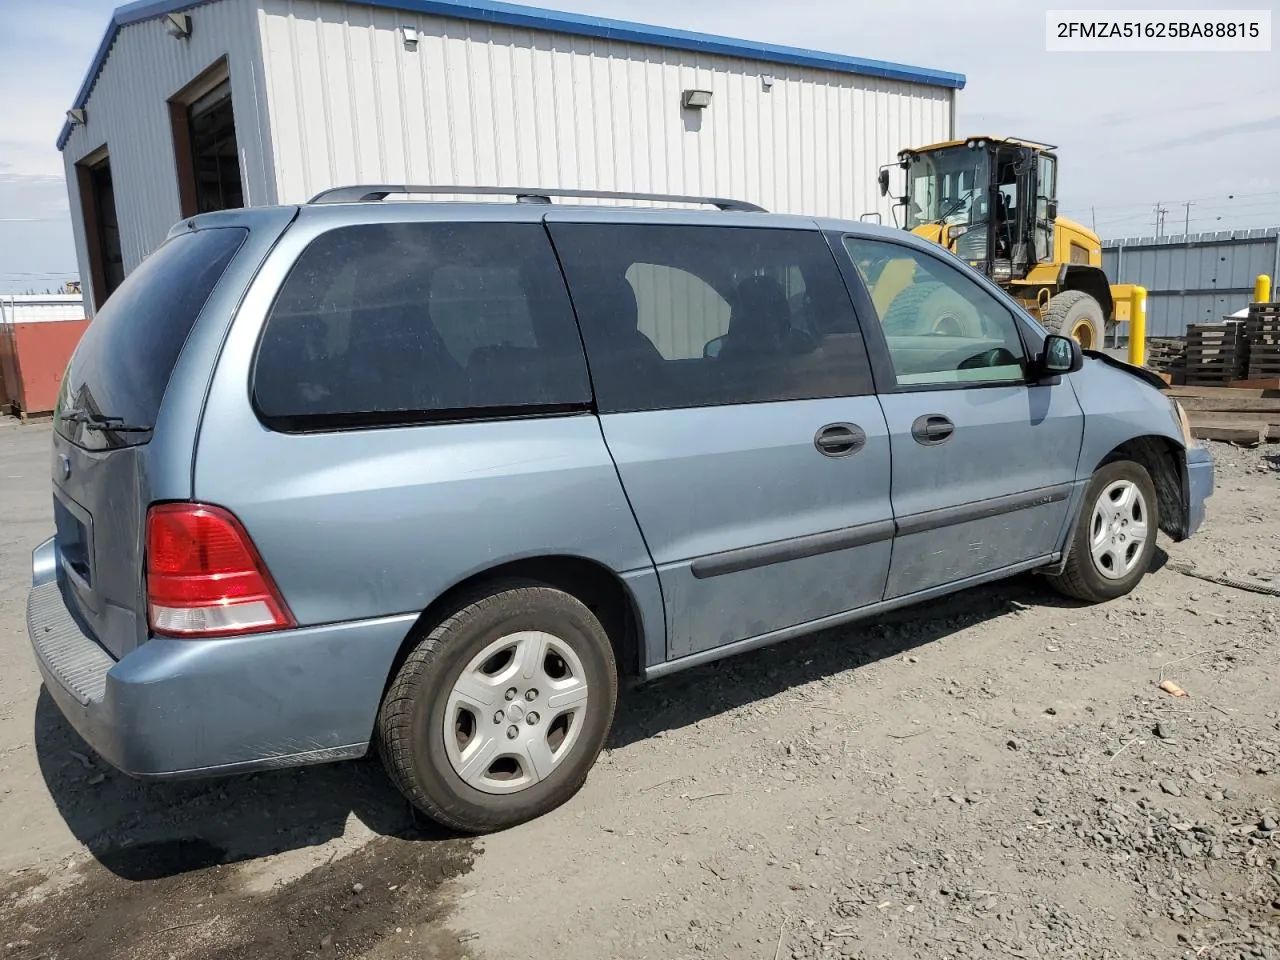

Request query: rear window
[
  {"left": 252, "top": 222, "right": 591, "bottom": 431},
  {"left": 55, "top": 227, "right": 247, "bottom": 447}
]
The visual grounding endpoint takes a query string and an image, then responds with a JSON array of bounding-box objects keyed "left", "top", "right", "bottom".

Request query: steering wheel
[{"left": 958, "top": 347, "right": 1018, "bottom": 370}]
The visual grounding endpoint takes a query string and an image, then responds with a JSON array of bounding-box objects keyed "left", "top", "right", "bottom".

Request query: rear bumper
[
  {"left": 27, "top": 538, "right": 413, "bottom": 779},
  {"left": 1185, "top": 444, "right": 1214, "bottom": 538}
]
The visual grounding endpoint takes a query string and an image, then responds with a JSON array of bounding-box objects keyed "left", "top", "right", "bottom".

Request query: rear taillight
[{"left": 145, "top": 503, "right": 295, "bottom": 638}]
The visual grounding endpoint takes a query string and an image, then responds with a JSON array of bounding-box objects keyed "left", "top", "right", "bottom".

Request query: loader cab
[{"left": 891, "top": 137, "right": 1058, "bottom": 287}]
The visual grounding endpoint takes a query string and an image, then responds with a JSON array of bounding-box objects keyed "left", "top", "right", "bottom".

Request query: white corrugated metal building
[
  {"left": 0, "top": 294, "right": 87, "bottom": 326},
  {"left": 58, "top": 0, "right": 965, "bottom": 313}
]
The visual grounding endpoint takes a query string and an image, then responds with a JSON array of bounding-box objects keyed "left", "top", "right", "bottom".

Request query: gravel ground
[{"left": 2, "top": 418, "right": 1277, "bottom": 960}]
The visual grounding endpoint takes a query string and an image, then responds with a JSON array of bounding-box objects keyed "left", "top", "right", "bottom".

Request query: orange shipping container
[{"left": 0, "top": 295, "right": 88, "bottom": 417}]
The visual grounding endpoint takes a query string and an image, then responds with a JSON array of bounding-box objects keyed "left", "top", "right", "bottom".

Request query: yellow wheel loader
[{"left": 878, "top": 136, "right": 1138, "bottom": 348}]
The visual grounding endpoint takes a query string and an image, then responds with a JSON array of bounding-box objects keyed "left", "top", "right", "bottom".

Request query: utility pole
[
  {"left": 1153, "top": 202, "right": 1169, "bottom": 238},
  {"left": 1091, "top": 206, "right": 1096, "bottom": 232},
  {"left": 1183, "top": 200, "right": 1195, "bottom": 237}
]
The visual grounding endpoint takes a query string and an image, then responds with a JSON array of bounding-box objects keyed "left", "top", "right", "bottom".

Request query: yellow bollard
[
  {"left": 1256, "top": 274, "right": 1272, "bottom": 304},
  {"left": 1127, "top": 286, "right": 1147, "bottom": 368}
]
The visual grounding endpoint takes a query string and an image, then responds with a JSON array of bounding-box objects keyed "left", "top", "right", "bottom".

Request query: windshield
[{"left": 904, "top": 147, "right": 991, "bottom": 230}]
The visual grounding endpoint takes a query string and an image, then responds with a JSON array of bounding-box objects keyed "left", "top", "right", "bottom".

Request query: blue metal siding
[
  {"left": 58, "top": 0, "right": 965, "bottom": 149},
  {"left": 1103, "top": 228, "right": 1280, "bottom": 337}
]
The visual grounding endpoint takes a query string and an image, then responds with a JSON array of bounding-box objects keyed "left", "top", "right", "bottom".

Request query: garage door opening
[
  {"left": 75, "top": 149, "right": 125, "bottom": 308},
  {"left": 169, "top": 60, "right": 244, "bottom": 217}
]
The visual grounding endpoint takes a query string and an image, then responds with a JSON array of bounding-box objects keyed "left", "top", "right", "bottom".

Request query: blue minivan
[{"left": 28, "top": 186, "right": 1213, "bottom": 832}]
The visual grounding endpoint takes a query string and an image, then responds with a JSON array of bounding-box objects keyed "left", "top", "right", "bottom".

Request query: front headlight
[{"left": 1170, "top": 398, "right": 1197, "bottom": 448}]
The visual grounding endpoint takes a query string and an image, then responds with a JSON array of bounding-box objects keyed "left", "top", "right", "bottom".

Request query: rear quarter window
[
  {"left": 252, "top": 222, "right": 591, "bottom": 430},
  {"left": 55, "top": 227, "right": 247, "bottom": 447}
]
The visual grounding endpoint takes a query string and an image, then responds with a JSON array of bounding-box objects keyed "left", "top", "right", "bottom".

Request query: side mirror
[
  {"left": 1041, "top": 334, "right": 1083, "bottom": 375},
  {"left": 878, "top": 168, "right": 890, "bottom": 197},
  {"left": 704, "top": 336, "right": 725, "bottom": 359}
]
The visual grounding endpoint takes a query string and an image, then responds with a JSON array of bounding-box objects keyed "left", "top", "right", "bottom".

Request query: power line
[
  {"left": 1089, "top": 202, "right": 1280, "bottom": 228},
  {"left": 1076, "top": 205, "right": 1280, "bottom": 227},
  {"left": 1063, "top": 189, "right": 1280, "bottom": 216},
  {"left": 1097, "top": 217, "right": 1280, "bottom": 235},
  {"left": 1090, "top": 197, "right": 1280, "bottom": 215}
]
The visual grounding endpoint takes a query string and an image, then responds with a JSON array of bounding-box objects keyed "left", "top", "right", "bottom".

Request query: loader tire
[
  {"left": 1044, "top": 290, "right": 1105, "bottom": 349},
  {"left": 881, "top": 281, "right": 986, "bottom": 337}
]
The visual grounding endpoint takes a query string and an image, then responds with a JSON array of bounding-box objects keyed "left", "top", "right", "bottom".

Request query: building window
[
  {"left": 169, "top": 60, "right": 243, "bottom": 218},
  {"left": 188, "top": 80, "right": 243, "bottom": 212}
]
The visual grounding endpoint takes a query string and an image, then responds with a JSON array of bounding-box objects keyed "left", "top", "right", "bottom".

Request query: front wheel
[
  {"left": 377, "top": 582, "right": 618, "bottom": 833},
  {"left": 1047, "top": 460, "right": 1159, "bottom": 603}
]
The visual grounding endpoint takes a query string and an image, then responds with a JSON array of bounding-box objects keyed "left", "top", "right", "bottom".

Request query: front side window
[
  {"left": 253, "top": 222, "right": 591, "bottom": 429},
  {"left": 844, "top": 237, "right": 1027, "bottom": 387},
  {"left": 549, "top": 224, "right": 873, "bottom": 413}
]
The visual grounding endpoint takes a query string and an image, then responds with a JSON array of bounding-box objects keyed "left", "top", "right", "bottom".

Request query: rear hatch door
[{"left": 51, "top": 225, "right": 252, "bottom": 659}]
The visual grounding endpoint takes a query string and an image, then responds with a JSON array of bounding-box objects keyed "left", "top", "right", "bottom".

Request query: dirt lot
[{"left": 2, "top": 416, "right": 1278, "bottom": 960}]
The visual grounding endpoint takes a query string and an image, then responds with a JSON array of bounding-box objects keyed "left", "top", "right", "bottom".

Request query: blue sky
[{"left": 0, "top": 0, "right": 1277, "bottom": 293}]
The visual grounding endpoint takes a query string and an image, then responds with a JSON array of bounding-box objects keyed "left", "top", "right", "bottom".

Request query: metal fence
[{"left": 1102, "top": 227, "right": 1280, "bottom": 338}]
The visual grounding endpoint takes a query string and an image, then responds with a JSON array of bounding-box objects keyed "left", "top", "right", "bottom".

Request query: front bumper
[
  {"left": 1185, "top": 444, "right": 1215, "bottom": 538},
  {"left": 26, "top": 537, "right": 414, "bottom": 779}
]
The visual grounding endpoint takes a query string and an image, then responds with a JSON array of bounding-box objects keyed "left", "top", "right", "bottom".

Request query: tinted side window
[
  {"left": 843, "top": 237, "right": 1026, "bottom": 387},
  {"left": 550, "top": 224, "right": 872, "bottom": 413},
  {"left": 254, "top": 222, "right": 591, "bottom": 429},
  {"left": 55, "top": 227, "right": 247, "bottom": 448}
]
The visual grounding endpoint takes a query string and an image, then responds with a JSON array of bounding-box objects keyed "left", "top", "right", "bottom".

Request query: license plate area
[{"left": 53, "top": 491, "right": 94, "bottom": 590}]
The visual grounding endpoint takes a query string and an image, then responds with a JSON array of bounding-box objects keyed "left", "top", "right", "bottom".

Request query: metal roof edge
[
  {"left": 56, "top": 0, "right": 222, "bottom": 151},
  {"left": 358, "top": 0, "right": 967, "bottom": 88},
  {"left": 58, "top": 0, "right": 965, "bottom": 151}
]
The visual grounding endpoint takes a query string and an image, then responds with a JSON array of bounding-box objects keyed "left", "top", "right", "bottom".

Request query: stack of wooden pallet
[
  {"left": 1165, "top": 384, "right": 1280, "bottom": 445},
  {"left": 1245, "top": 302, "right": 1280, "bottom": 383},
  {"left": 1145, "top": 337, "right": 1187, "bottom": 381},
  {"left": 1182, "top": 322, "right": 1249, "bottom": 385}
]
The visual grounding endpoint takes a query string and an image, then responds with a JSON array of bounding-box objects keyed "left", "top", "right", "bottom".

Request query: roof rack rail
[{"left": 306, "top": 184, "right": 765, "bottom": 212}]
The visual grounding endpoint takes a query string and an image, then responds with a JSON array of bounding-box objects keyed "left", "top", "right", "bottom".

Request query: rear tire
[
  {"left": 1043, "top": 290, "right": 1104, "bottom": 349},
  {"left": 377, "top": 581, "right": 618, "bottom": 833},
  {"left": 1047, "top": 460, "right": 1159, "bottom": 603}
]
